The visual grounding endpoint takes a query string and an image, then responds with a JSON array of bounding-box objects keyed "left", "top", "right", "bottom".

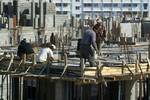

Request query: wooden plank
[
  {"left": 0, "top": 57, "right": 4, "bottom": 61},
  {"left": 81, "top": 58, "right": 85, "bottom": 77},
  {"left": 6, "top": 53, "right": 14, "bottom": 71},
  {"left": 7, "top": 72, "right": 150, "bottom": 83},
  {"left": 61, "top": 53, "right": 68, "bottom": 77},
  {"left": 147, "top": 58, "right": 150, "bottom": 72},
  {"left": 124, "top": 64, "right": 134, "bottom": 75},
  {"left": 138, "top": 61, "right": 144, "bottom": 78}
]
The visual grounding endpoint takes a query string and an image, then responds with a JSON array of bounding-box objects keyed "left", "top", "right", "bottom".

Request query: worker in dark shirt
[
  {"left": 93, "top": 22, "right": 106, "bottom": 56},
  {"left": 17, "top": 38, "right": 34, "bottom": 59},
  {"left": 50, "top": 32, "right": 56, "bottom": 45},
  {"left": 79, "top": 25, "right": 98, "bottom": 67}
]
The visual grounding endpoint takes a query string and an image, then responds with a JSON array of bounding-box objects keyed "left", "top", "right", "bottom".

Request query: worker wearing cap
[
  {"left": 37, "top": 43, "right": 56, "bottom": 63},
  {"left": 94, "top": 22, "right": 106, "bottom": 56}
]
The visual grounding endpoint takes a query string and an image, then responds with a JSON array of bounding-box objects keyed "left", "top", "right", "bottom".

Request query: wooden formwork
[{"left": 0, "top": 49, "right": 150, "bottom": 100}]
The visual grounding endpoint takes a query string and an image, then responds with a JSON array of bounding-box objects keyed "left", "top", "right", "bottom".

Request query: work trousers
[
  {"left": 96, "top": 40, "right": 104, "bottom": 55},
  {"left": 80, "top": 44, "right": 95, "bottom": 67}
]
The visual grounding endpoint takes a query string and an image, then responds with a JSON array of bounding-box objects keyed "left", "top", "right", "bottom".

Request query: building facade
[
  {"left": 52, "top": 0, "right": 150, "bottom": 19},
  {"left": 0, "top": 0, "right": 150, "bottom": 20}
]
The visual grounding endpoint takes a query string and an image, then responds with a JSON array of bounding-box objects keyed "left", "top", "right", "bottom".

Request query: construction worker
[
  {"left": 17, "top": 38, "right": 34, "bottom": 59},
  {"left": 93, "top": 22, "right": 106, "bottom": 56},
  {"left": 50, "top": 32, "right": 56, "bottom": 45},
  {"left": 37, "top": 43, "right": 56, "bottom": 63},
  {"left": 79, "top": 24, "right": 98, "bottom": 67}
]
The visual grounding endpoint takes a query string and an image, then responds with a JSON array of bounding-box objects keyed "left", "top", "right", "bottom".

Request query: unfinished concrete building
[
  {"left": 1, "top": 1, "right": 150, "bottom": 100},
  {"left": 0, "top": 37, "right": 150, "bottom": 100},
  {"left": 0, "top": 0, "right": 73, "bottom": 47}
]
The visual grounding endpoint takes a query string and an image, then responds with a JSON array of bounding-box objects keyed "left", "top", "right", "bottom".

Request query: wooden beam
[
  {"left": 0, "top": 57, "right": 4, "bottom": 61},
  {"left": 6, "top": 53, "right": 14, "bottom": 71},
  {"left": 23, "top": 54, "right": 26, "bottom": 64},
  {"left": 81, "top": 58, "right": 85, "bottom": 77},
  {"left": 61, "top": 53, "right": 68, "bottom": 77},
  {"left": 147, "top": 58, "right": 150, "bottom": 72}
]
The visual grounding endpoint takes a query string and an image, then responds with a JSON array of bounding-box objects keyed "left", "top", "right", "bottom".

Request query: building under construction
[{"left": 0, "top": 38, "right": 150, "bottom": 100}]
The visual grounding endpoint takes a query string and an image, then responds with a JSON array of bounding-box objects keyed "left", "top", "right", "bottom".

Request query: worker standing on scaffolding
[
  {"left": 50, "top": 32, "right": 56, "bottom": 45},
  {"left": 17, "top": 38, "right": 34, "bottom": 59},
  {"left": 94, "top": 22, "right": 106, "bottom": 56},
  {"left": 37, "top": 43, "right": 56, "bottom": 64},
  {"left": 79, "top": 24, "right": 98, "bottom": 67}
]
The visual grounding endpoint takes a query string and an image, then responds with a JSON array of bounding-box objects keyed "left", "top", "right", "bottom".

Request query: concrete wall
[
  {"left": 0, "top": 75, "right": 10, "bottom": 100},
  {"left": 10, "top": 77, "right": 150, "bottom": 100},
  {"left": 0, "top": 27, "right": 38, "bottom": 46},
  {"left": 55, "top": 15, "right": 69, "bottom": 27},
  {"left": 120, "top": 23, "right": 141, "bottom": 38},
  {"left": 0, "top": 29, "right": 10, "bottom": 46},
  {"left": 20, "top": 27, "right": 37, "bottom": 43}
]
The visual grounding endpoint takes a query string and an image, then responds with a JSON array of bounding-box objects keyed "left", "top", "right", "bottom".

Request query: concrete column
[
  {"left": 146, "top": 78, "right": 150, "bottom": 100},
  {"left": 31, "top": 0, "right": 35, "bottom": 27},
  {"left": 8, "top": 17, "right": 13, "bottom": 29},
  {"left": 0, "top": 1, "right": 3, "bottom": 14},
  {"left": 55, "top": 81, "right": 64, "bottom": 100},
  {"left": 39, "top": 0, "right": 44, "bottom": 27},
  {"left": 148, "top": 0, "right": 150, "bottom": 18},
  {"left": 125, "top": 80, "right": 137, "bottom": 100},
  {"left": 45, "top": 14, "right": 54, "bottom": 29},
  {"left": 35, "top": 15, "right": 39, "bottom": 29},
  {"left": 19, "top": 77, "right": 24, "bottom": 100},
  {"left": 17, "top": 1, "right": 20, "bottom": 26}
]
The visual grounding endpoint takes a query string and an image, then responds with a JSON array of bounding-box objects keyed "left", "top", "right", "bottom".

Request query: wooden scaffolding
[{"left": 0, "top": 43, "right": 150, "bottom": 100}]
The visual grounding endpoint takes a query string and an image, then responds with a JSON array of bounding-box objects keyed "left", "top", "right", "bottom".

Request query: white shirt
[{"left": 37, "top": 47, "right": 54, "bottom": 62}]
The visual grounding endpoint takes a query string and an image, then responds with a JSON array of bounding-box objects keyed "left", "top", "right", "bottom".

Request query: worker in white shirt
[{"left": 37, "top": 43, "right": 56, "bottom": 63}]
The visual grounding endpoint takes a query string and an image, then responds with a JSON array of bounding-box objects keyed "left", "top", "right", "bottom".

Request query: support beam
[
  {"left": 80, "top": 58, "right": 85, "bottom": 77},
  {"left": 147, "top": 78, "right": 150, "bottom": 100},
  {"left": 39, "top": 0, "right": 44, "bottom": 28},
  {"left": 82, "top": 84, "right": 91, "bottom": 100},
  {"left": 55, "top": 81, "right": 64, "bottom": 100},
  {"left": 19, "top": 77, "right": 23, "bottom": 100},
  {"left": 0, "top": 75, "right": 4, "bottom": 100},
  {"left": 12, "top": 77, "right": 19, "bottom": 100},
  {"left": 97, "top": 83, "right": 104, "bottom": 100},
  {"left": 31, "top": 0, "right": 35, "bottom": 28},
  {"left": 9, "top": 75, "right": 12, "bottom": 100},
  {"left": 0, "top": 1, "right": 3, "bottom": 14},
  {"left": 61, "top": 53, "right": 68, "bottom": 77},
  {"left": 125, "top": 80, "right": 137, "bottom": 100}
]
